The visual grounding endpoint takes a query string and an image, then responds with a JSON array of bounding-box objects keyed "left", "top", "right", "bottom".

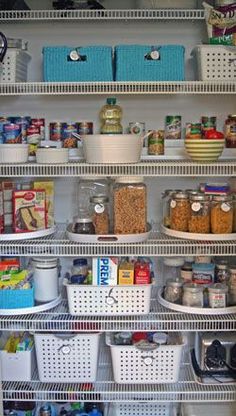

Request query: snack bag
[{"left": 203, "top": 2, "right": 236, "bottom": 45}]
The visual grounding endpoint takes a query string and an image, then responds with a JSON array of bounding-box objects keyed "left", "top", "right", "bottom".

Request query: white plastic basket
[
  {"left": 106, "top": 333, "right": 185, "bottom": 384},
  {"left": 181, "top": 403, "right": 236, "bottom": 416},
  {"left": 64, "top": 280, "right": 152, "bottom": 316},
  {"left": 34, "top": 332, "right": 100, "bottom": 383},
  {"left": 107, "top": 403, "right": 176, "bottom": 416},
  {"left": 0, "top": 49, "right": 31, "bottom": 83},
  {"left": 0, "top": 345, "right": 36, "bottom": 381},
  {"left": 136, "top": 0, "right": 197, "bottom": 8},
  {"left": 195, "top": 45, "right": 236, "bottom": 81}
]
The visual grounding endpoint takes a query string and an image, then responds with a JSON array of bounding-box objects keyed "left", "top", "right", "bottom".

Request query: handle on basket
[
  {"left": 105, "top": 288, "right": 118, "bottom": 306},
  {"left": 141, "top": 355, "right": 154, "bottom": 366},
  {"left": 68, "top": 48, "right": 87, "bottom": 62},
  {"left": 58, "top": 344, "right": 71, "bottom": 355},
  {"left": 97, "top": 236, "right": 118, "bottom": 241}
]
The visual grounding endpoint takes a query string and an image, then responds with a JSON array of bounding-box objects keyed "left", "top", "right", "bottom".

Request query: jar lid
[
  {"left": 166, "top": 278, "right": 184, "bottom": 287},
  {"left": 208, "top": 283, "right": 228, "bottom": 293},
  {"left": 181, "top": 264, "right": 192, "bottom": 271},
  {"left": 228, "top": 114, "right": 236, "bottom": 118},
  {"left": 185, "top": 189, "right": 198, "bottom": 195},
  {"left": 216, "top": 263, "right": 228, "bottom": 270},
  {"left": 115, "top": 332, "right": 132, "bottom": 340},
  {"left": 75, "top": 217, "right": 93, "bottom": 223},
  {"left": 190, "top": 193, "right": 210, "bottom": 201},
  {"left": 115, "top": 176, "right": 144, "bottom": 184},
  {"left": 184, "top": 256, "right": 195, "bottom": 263},
  {"left": 32, "top": 257, "right": 58, "bottom": 264},
  {"left": 172, "top": 191, "right": 189, "bottom": 199},
  {"left": 212, "top": 195, "right": 233, "bottom": 202},
  {"left": 90, "top": 195, "right": 109, "bottom": 203},
  {"left": 153, "top": 332, "right": 168, "bottom": 345},
  {"left": 229, "top": 266, "right": 236, "bottom": 272},
  {"left": 73, "top": 258, "right": 88, "bottom": 267},
  {"left": 183, "top": 283, "right": 204, "bottom": 292},
  {"left": 164, "top": 257, "right": 185, "bottom": 267}
]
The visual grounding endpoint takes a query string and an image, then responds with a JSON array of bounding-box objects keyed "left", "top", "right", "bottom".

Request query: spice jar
[
  {"left": 182, "top": 283, "right": 204, "bottom": 308},
  {"left": 90, "top": 195, "right": 110, "bottom": 235},
  {"left": 113, "top": 176, "right": 147, "bottom": 234},
  {"left": 215, "top": 261, "right": 229, "bottom": 284},
  {"left": 71, "top": 258, "right": 88, "bottom": 277},
  {"left": 211, "top": 195, "right": 233, "bottom": 234},
  {"left": 225, "top": 114, "right": 236, "bottom": 148},
  {"left": 73, "top": 217, "right": 95, "bottom": 234},
  {"left": 164, "top": 279, "right": 184, "bottom": 304},
  {"left": 170, "top": 191, "right": 190, "bottom": 232},
  {"left": 208, "top": 283, "right": 228, "bottom": 308},
  {"left": 188, "top": 194, "right": 211, "bottom": 234},
  {"left": 181, "top": 263, "right": 193, "bottom": 283}
]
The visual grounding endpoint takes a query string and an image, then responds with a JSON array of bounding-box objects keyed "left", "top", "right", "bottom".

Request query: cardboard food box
[
  {"left": 134, "top": 262, "right": 151, "bottom": 285},
  {"left": 13, "top": 190, "right": 46, "bottom": 233},
  {"left": 0, "top": 183, "right": 4, "bottom": 234},
  {"left": 33, "top": 181, "right": 54, "bottom": 228},
  {"left": 118, "top": 261, "right": 134, "bottom": 285},
  {"left": 92, "top": 257, "right": 118, "bottom": 286}
]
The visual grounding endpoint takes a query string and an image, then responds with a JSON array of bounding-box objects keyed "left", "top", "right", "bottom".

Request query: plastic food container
[
  {"left": 0, "top": 144, "right": 29, "bottom": 164},
  {"left": 182, "top": 283, "right": 204, "bottom": 307},
  {"left": 36, "top": 147, "right": 69, "bottom": 164},
  {"left": 208, "top": 283, "right": 228, "bottom": 308},
  {"left": 192, "top": 262, "right": 215, "bottom": 285}
]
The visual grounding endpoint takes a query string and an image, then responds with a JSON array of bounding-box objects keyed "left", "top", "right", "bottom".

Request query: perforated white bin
[
  {"left": 107, "top": 403, "right": 176, "bottom": 416},
  {"left": 0, "top": 49, "right": 31, "bottom": 83},
  {"left": 195, "top": 45, "right": 236, "bottom": 81},
  {"left": 106, "top": 333, "right": 185, "bottom": 384},
  {"left": 34, "top": 333, "right": 100, "bottom": 383},
  {"left": 64, "top": 280, "right": 152, "bottom": 316},
  {"left": 0, "top": 345, "right": 36, "bottom": 381}
]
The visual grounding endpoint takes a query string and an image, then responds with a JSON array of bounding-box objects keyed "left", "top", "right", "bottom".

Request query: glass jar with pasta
[
  {"left": 232, "top": 193, "right": 236, "bottom": 232},
  {"left": 170, "top": 191, "right": 190, "bottom": 232},
  {"left": 188, "top": 194, "right": 211, "bottom": 234},
  {"left": 211, "top": 195, "right": 233, "bottom": 234}
]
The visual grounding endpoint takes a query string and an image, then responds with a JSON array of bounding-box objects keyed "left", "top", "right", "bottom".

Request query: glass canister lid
[
  {"left": 90, "top": 195, "right": 109, "bottom": 204},
  {"left": 31, "top": 257, "right": 58, "bottom": 267},
  {"left": 115, "top": 176, "right": 144, "bottom": 183},
  {"left": 164, "top": 257, "right": 185, "bottom": 267},
  {"left": 172, "top": 191, "right": 189, "bottom": 199}
]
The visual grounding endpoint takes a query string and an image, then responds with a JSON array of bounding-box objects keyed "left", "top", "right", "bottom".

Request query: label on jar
[
  {"left": 191, "top": 202, "right": 201, "bottom": 212},
  {"left": 221, "top": 202, "right": 231, "bottom": 212},
  {"left": 170, "top": 200, "right": 176, "bottom": 208},
  {"left": 210, "top": 293, "right": 226, "bottom": 308},
  {"left": 95, "top": 203, "right": 105, "bottom": 214}
]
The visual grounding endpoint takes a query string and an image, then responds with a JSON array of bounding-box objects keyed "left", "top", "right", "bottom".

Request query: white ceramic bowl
[
  {"left": 36, "top": 148, "right": 69, "bottom": 164},
  {"left": 185, "top": 139, "right": 225, "bottom": 162},
  {"left": 82, "top": 134, "right": 143, "bottom": 163},
  {"left": 0, "top": 144, "right": 29, "bottom": 164}
]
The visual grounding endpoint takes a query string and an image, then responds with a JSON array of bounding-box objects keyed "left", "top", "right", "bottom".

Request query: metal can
[
  {"left": 148, "top": 129, "right": 164, "bottom": 155},
  {"left": 39, "top": 404, "right": 52, "bottom": 416},
  {"left": 165, "top": 115, "right": 181, "bottom": 140},
  {"left": 31, "top": 118, "right": 45, "bottom": 140},
  {"left": 185, "top": 123, "right": 202, "bottom": 139},
  {"left": 9, "top": 116, "right": 31, "bottom": 143},
  {"left": 50, "top": 122, "right": 63, "bottom": 141},
  {"left": 3, "top": 123, "right": 21, "bottom": 143},
  {"left": 129, "top": 121, "right": 145, "bottom": 135},
  {"left": 76, "top": 121, "right": 93, "bottom": 135},
  {"left": 201, "top": 116, "right": 217, "bottom": 136},
  {"left": 61, "top": 123, "right": 77, "bottom": 148},
  {"left": 225, "top": 114, "right": 236, "bottom": 148},
  {"left": 0, "top": 117, "right": 9, "bottom": 144}
]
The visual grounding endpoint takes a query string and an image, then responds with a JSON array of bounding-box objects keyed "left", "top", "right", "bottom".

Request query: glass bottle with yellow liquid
[{"left": 100, "top": 97, "right": 123, "bottom": 134}]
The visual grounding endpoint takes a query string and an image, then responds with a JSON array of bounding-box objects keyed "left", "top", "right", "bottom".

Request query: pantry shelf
[
  {"left": 0, "top": 300, "right": 236, "bottom": 332},
  {"left": 0, "top": 226, "right": 235, "bottom": 257},
  {"left": 0, "top": 9, "right": 204, "bottom": 22},
  {"left": 0, "top": 160, "right": 236, "bottom": 178},
  {"left": 0, "top": 81, "right": 235, "bottom": 96},
  {"left": 2, "top": 365, "right": 236, "bottom": 403}
]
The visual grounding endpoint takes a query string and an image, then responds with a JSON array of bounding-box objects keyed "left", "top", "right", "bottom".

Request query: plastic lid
[
  {"left": 208, "top": 283, "right": 228, "bottom": 293},
  {"left": 164, "top": 257, "right": 185, "bottom": 267},
  {"left": 132, "top": 332, "right": 148, "bottom": 343},
  {"left": 32, "top": 257, "right": 58, "bottom": 264},
  {"left": 166, "top": 278, "right": 184, "bottom": 287},
  {"left": 184, "top": 256, "right": 195, "bottom": 263},
  {"left": 107, "top": 97, "right": 116, "bottom": 105},
  {"left": 115, "top": 176, "right": 144, "bottom": 184},
  {"left": 212, "top": 195, "right": 233, "bottom": 202},
  {"left": 90, "top": 195, "right": 109, "bottom": 203},
  {"left": 75, "top": 217, "right": 93, "bottom": 223},
  {"left": 153, "top": 332, "right": 168, "bottom": 345},
  {"left": 190, "top": 193, "right": 210, "bottom": 201},
  {"left": 73, "top": 258, "right": 88, "bottom": 267},
  {"left": 184, "top": 283, "right": 204, "bottom": 292}
]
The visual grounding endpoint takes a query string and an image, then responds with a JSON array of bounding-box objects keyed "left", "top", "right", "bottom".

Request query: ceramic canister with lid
[{"left": 31, "top": 257, "right": 59, "bottom": 303}]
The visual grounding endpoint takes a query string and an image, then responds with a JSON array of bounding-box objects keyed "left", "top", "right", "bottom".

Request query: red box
[{"left": 134, "top": 262, "right": 151, "bottom": 285}]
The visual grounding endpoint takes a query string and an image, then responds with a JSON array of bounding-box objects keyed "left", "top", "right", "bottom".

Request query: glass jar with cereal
[
  {"left": 211, "top": 195, "right": 233, "bottom": 234},
  {"left": 188, "top": 194, "right": 211, "bottom": 234},
  {"left": 170, "top": 191, "right": 190, "bottom": 232},
  {"left": 90, "top": 195, "right": 110, "bottom": 235}
]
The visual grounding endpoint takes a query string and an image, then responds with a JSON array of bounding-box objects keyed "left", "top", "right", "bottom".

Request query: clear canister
[
  {"left": 208, "top": 283, "right": 228, "bottom": 308},
  {"left": 188, "top": 194, "right": 211, "bottom": 234},
  {"left": 232, "top": 193, "right": 236, "bottom": 232},
  {"left": 211, "top": 195, "right": 233, "bottom": 234},
  {"left": 76, "top": 177, "right": 109, "bottom": 218},
  {"left": 170, "top": 191, "right": 190, "bottom": 232},
  {"left": 162, "top": 189, "right": 175, "bottom": 228},
  {"left": 113, "top": 176, "right": 147, "bottom": 234},
  {"left": 31, "top": 257, "right": 59, "bottom": 303},
  {"left": 182, "top": 283, "right": 204, "bottom": 308},
  {"left": 90, "top": 195, "right": 110, "bottom": 235},
  {"left": 164, "top": 279, "right": 184, "bottom": 304}
]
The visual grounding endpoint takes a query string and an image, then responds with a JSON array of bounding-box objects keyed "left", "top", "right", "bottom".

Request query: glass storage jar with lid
[
  {"left": 72, "top": 217, "right": 95, "bottom": 234},
  {"left": 225, "top": 114, "right": 236, "bottom": 148},
  {"left": 188, "top": 194, "right": 211, "bottom": 234},
  {"left": 211, "top": 194, "right": 233, "bottom": 234},
  {"left": 113, "top": 176, "right": 146, "bottom": 234},
  {"left": 182, "top": 283, "right": 204, "bottom": 308},
  {"left": 76, "top": 177, "right": 110, "bottom": 218},
  {"left": 170, "top": 191, "right": 190, "bottom": 232},
  {"left": 163, "top": 257, "right": 185, "bottom": 281},
  {"left": 232, "top": 193, "right": 236, "bottom": 232},
  {"left": 164, "top": 279, "right": 184, "bottom": 304},
  {"left": 90, "top": 195, "right": 110, "bottom": 235},
  {"left": 162, "top": 190, "right": 175, "bottom": 228}
]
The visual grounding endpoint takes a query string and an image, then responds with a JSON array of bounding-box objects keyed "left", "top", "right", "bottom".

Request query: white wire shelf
[
  {"left": 2, "top": 365, "right": 236, "bottom": 403},
  {"left": 0, "top": 226, "right": 235, "bottom": 257},
  {"left": 0, "top": 160, "right": 236, "bottom": 177},
  {"left": 0, "top": 82, "right": 235, "bottom": 96},
  {"left": 0, "top": 9, "right": 204, "bottom": 21},
  {"left": 0, "top": 299, "right": 236, "bottom": 332}
]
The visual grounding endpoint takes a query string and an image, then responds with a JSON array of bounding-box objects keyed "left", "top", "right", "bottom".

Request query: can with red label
[
  {"left": 3, "top": 123, "right": 22, "bottom": 144},
  {"left": 50, "top": 122, "right": 62, "bottom": 141},
  {"left": 9, "top": 116, "right": 31, "bottom": 144},
  {"left": 31, "top": 118, "right": 45, "bottom": 140},
  {"left": 76, "top": 122, "right": 93, "bottom": 135},
  {"left": 61, "top": 123, "right": 77, "bottom": 148},
  {"left": 134, "top": 261, "right": 151, "bottom": 285}
]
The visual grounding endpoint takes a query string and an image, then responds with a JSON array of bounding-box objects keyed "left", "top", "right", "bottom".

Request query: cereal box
[
  {"left": 92, "top": 257, "right": 118, "bottom": 286},
  {"left": 33, "top": 181, "right": 54, "bottom": 228},
  {"left": 118, "top": 261, "right": 134, "bottom": 285},
  {"left": 13, "top": 190, "right": 46, "bottom": 233},
  {"left": 0, "top": 183, "right": 4, "bottom": 233}
]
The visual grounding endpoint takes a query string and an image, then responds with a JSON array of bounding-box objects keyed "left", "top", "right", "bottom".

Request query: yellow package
[
  {"left": 118, "top": 261, "right": 134, "bottom": 285},
  {"left": 34, "top": 181, "right": 54, "bottom": 228},
  {"left": 0, "top": 270, "right": 28, "bottom": 289}
]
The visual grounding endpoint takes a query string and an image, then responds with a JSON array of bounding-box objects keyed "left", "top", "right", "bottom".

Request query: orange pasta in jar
[
  {"left": 170, "top": 192, "right": 190, "bottom": 232},
  {"left": 211, "top": 195, "right": 233, "bottom": 234}
]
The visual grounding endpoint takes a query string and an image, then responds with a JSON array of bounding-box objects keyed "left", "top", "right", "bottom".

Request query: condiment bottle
[{"left": 100, "top": 97, "right": 123, "bottom": 134}]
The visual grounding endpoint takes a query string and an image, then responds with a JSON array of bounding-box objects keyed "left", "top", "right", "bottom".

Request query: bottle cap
[
  {"left": 73, "top": 258, "right": 88, "bottom": 267},
  {"left": 107, "top": 97, "right": 116, "bottom": 105}
]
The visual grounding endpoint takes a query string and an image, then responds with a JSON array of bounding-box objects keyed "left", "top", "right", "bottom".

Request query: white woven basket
[
  {"left": 34, "top": 332, "right": 100, "bottom": 383},
  {"left": 107, "top": 403, "right": 176, "bottom": 416},
  {"left": 0, "top": 49, "right": 31, "bottom": 83},
  {"left": 64, "top": 280, "right": 152, "bottom": 316},
  {"left": 195, "top": 45, "right": 236, "bottom": 81},
  {"left": 106, "top": 333, "right": 185, "bottom": 384}
]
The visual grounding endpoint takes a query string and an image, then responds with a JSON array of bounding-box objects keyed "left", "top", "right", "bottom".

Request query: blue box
[
  {"left": 43, "top": 45, "right": 113, "bottom": 82},
  {"left": 0, "top": 287, "right": 34, "bottom": 309},
  {"left": 115, "top": 44, "right": 185, "bottom": 81}
]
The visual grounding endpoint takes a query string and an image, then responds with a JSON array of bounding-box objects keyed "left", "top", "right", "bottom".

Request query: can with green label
[{"left": 165, "top": 115, "right": 181, "bottom": 140}]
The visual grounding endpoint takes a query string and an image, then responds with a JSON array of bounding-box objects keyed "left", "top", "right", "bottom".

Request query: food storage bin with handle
[
  {"left": 194, "top": 45, "right": 236, "bottom": 81},
  {"left": 0, "top": 49, "right": 31, "bottom": 83}
]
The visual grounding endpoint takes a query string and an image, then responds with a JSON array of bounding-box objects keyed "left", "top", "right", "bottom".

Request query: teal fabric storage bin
[
  {"left": 115, "top": 44, "right": 185, "bottom": 81},
  {"left": 43, "top": 45, "right": 113, "bottom": 82},
  {"left": 0, "top": 287, "right": 34, "bottom": 309}
]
